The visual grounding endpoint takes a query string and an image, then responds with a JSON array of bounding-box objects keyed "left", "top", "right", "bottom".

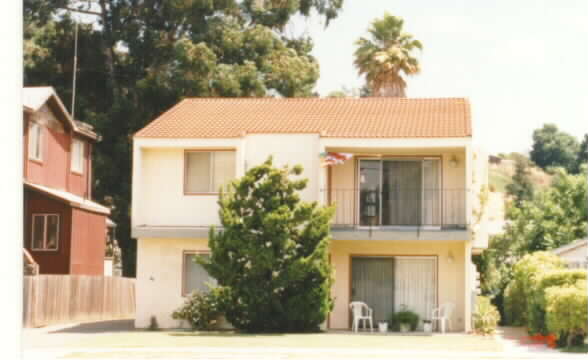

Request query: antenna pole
[{"left": 71, "top": 20, "right": 79, "bottom": 119}]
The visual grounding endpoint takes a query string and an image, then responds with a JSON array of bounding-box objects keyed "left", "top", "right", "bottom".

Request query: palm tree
[{"left": 354, "top": 13, "right": 422, "bottom": 97}]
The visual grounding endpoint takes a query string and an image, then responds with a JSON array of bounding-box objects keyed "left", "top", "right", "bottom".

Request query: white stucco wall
[
  {"left": 133, "top": 134, "right": 321, "bottom": 227},
  {"left": 135, "top": 237, "right": 209, "bottom": 329},
  {"left": 244, "top": 134, "right": 320, "bottom": 202}
]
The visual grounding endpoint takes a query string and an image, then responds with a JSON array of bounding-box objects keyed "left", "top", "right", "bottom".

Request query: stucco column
[
  {"left": 464, "top": 240, "right": 473, "bottom": 332},
  {"left": 465, "top": 144, "right": 473, "bottom": 228},
  {"left": 131, "top": 141, "right": 142, "bottom": 229},
  {"left": 317, "top": 141, "right": 327, "bottom": 206}
]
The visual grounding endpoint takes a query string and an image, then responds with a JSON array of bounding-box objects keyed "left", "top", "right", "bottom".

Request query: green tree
[
  {"left": 505, "top": 157, "right": 535, "bottom": 206},
  {"left": 354, "top": 13, "right": 422, "bottom": 97},
  {"left": 508, "top": 168, "right": 587, "bottom": 252},
  {"left": 200, "top": 158, "right": 335, "bottom": 332},
  {"left": 24, "top": 0, "right": 343, "bottom": 276},
  {"left": 530, "top": 124, "right": 580, "bottom": 173},
  {"left": 573, "top": 134, "right": 587, "bottom": 173},
  {"left": 476, "top": 168, "right": 587, "bottom": 320}
]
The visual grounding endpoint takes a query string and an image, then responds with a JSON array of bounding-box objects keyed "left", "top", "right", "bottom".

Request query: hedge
[
  {"left": 504, "top": 252, "right": 564, "bottom": 325},
  {"left": 528, "top": 269, "right": 587, "bottom": 335},
  {"left": 545, "top": 280, "right": 587, "bottom": 347}
]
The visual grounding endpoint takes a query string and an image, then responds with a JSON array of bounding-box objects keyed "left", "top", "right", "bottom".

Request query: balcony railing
[{"left": 323, "top": 188, "right": 467, "bottom": 229}]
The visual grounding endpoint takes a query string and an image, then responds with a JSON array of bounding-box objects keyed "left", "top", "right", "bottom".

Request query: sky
[{"left": 289, "top": 0, "right": 588, "bottom": 154}]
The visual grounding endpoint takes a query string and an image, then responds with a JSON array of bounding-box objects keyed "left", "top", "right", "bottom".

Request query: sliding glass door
[
  {"left": 351, "top": 256, "right": 437, "bottom": 329},
  {"left": 359, "top": 158, "right": 441, "bottom": 227}
]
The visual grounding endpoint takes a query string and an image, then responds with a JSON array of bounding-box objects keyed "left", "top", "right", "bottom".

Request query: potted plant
[
  {"left": 389, "top": 306, "right": 420, "bottom": 333},
  {"left": 378, "top": 321, "right": 388, "bottom": 333},
  {"left": 423, "top": 319, "right": 433, "bottom": 333}
]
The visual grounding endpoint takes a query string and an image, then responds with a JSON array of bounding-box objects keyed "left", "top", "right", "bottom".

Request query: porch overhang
[
  {"left": 132, "top": 225, "right": 212, "bottom": 239},
  {"left": 331, "top": 228, "right": 470, "bottom": 241}
]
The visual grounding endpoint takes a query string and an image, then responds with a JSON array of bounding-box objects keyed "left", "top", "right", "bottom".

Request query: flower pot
[
  {"left": 423, "top": 322, "right": 432, "bottom": 333},
  {"left": 399, "top": 323, "right": 410, "bottom": 333},
  {"left": 378, "top": 322, "right": 388, "bottom": 333}
]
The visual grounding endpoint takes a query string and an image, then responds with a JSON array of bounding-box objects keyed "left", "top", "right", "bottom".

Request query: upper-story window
[
  {"left": 71, "top": 138, "right": 84, "bottom": 174},
  {"left": 31, "top": 214, "right": 59, "bottom": 251},
  {"left": 184, "top": 150, "right": 236, "bottom": 194},
  {"left": 28, "top": 121, "right": 43, "bottom": 161}
]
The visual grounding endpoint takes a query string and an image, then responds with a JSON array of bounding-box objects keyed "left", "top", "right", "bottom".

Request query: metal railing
[{"left": 323, "top": 188, "right": 467, "bottom": 229}]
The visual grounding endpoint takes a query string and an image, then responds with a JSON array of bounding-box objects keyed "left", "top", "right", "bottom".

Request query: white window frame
[
  {"left": 71, "top": 138, "right": 84, "bottom": 174},
  {"left": 31, "top": 214, "right": 60, "bottom": 251},
  {"left": 182, "top": 251, "right": 216, "bottom": 296},
  {"left": 28, "top": 121, "right": 43, "bottom": 161},
  {"left": 184, "top": 150, "right": 236, "bottom": 194}
]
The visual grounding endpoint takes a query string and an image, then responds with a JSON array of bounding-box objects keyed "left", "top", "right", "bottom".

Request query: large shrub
[
  {"left": 504, "top": 252, "right": 564, "bottom": 325},
  {"left": 473, "top": 296, "right": 501, "bottom": 335},
  {"left": 528, "top": 269, "right": 587, "bottom": 335},
  {"left": 172, "top": 288, "right": 228, "bottom": 330},
  {"left": 545, "top": 280, "right": 588, "bottom": 347},
  {"left": 200, "top": 157, "right": 335, "bottom": 332}
]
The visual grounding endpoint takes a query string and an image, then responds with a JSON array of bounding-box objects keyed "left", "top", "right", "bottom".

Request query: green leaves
[
  {"left": 530, "top": 124, "right": 582, "bottom": 174},
  {"left": 24, "top": 1, "right": 343, "bottom": 276},
  {"left": 354, "top": 12, "right": 422, "bottom": 97},
  {"left": 204, "top": 157, "right": 335, "bottom": 332}
]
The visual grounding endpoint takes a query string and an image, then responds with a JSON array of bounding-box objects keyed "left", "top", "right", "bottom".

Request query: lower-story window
[
  {"left": 182, "top": 252, "right": 216, "bottom": 295},
  {"left": 31, "top": 214, "right": 59, "bottom": 251}
]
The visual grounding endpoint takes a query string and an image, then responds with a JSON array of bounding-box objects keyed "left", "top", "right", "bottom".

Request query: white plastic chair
[
  {"left": 432, "top": 303, "right": 455, "bottom": 333},
  {"left": 349, "top": 301, "right": 374, "bottom": 333}
]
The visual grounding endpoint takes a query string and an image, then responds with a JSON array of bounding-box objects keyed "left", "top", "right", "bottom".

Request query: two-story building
[
  {"left": 23, "top": 87, "right": 111, "bottom": 275},
  {"left": 132, "top": 97, "right": 488, "bottom": 331}
]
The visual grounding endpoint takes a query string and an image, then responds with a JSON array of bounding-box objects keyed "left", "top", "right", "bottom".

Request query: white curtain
[{"left": 394, "top": 258, "right": 437, "bottom": 329}]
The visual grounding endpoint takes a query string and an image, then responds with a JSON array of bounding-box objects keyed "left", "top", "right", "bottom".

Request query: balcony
[{"left": 323, "top": 188, "right": 468, "bottom": 240}]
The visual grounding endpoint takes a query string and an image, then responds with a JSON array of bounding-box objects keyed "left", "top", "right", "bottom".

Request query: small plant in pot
[
  {"left": 423, "top": 319, "right": 433, "bottom": 333},
  {"left": 378, "top": 321, "right": 388, "bottom": 333},
  {"left": 389, "top": 305, "right": 420, "bottom": 333}
]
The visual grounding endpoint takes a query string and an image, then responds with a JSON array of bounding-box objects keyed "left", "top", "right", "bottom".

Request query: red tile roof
[{"left": 135, "top": 97, "right": 471, "bottom": 139}]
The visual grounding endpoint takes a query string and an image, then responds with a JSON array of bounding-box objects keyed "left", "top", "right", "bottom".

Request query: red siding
[
  {"left": 24, "top": 189, "right": 72, "bottom": 275},
  {"left": 26, "top": 126, "right": 70, "bottom": 192},
  {"left": 70, "top": 208, "right": 107, "bottom": 275}
]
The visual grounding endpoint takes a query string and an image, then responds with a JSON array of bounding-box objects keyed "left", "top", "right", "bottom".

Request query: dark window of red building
[{"left": 31, "top": 214, "right": 59, "bottom": 251}]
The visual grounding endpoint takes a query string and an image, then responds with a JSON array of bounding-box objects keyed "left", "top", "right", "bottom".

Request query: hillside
[{"left": 486, "top": 158, "right": 552, "bottom": 235}]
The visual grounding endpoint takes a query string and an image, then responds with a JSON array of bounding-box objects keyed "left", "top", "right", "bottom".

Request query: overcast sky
[{"left": 290, "top": 0, "right": 588, "bottom": 154}]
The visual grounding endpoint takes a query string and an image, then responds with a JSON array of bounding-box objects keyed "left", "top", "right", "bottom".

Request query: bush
[
  {"left": 473, "top": 296, "right": 501, "bottom": 335},
  {"left": 389, "top": 306, "right": 420, "bottom": 331},
  {"left": 503, "top": 280, "right": 525, "bottom": 326},
  {"left": 201, "top": 157, "right": 335, "bottom": 332},
  {"left": 172, "top": 288, "right": 227, "bottom": 330},
  {"left": 545, "top": 281, "right": 588, "bottom": 348},
  {"left": 528, "top": 269, "right": 587, "bottom": 335},
  {"left": 504, "top": 252, "right": 564, "bottom": 325}
]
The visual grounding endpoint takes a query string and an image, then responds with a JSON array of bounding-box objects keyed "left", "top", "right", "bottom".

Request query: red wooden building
[{"left": 23, "top": 87, "right": 111, "bottom": 275}]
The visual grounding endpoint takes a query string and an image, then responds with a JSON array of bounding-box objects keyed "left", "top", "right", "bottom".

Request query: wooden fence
[{"left": 23, "top": 275, "right": 135, "bottom": 328}]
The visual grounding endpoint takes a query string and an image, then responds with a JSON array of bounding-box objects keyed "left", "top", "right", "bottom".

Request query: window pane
[
  {"left": 212, "top": 152, "right": 236, "bottom": 192},
  {"left": 46, "top": 215, "right": 59, "bottom": 250},
  {"left": 29, "top": 123, "right": 41, "bottom": 160},
  {"left": 185, "top": 152, "right": 211, "bottom": 193},
  {"left": 35, "top": 125, "right": 42, "bottom": 159},
  {"left": 32, "top": 215, "right": 45, "bottom": 249},
  {"left": 71, "top": 140, "right": 84, "bottom": 173},
  {"left": 359, "top": 160, "right": 380, "bottom": 226},
  {"left": 184, "top": 254, "right": 216, "bottom": 294}
]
